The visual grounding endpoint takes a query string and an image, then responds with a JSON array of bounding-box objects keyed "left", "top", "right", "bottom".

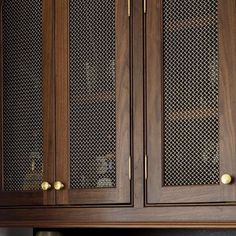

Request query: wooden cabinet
[
  {"left": 146, "top": 0, "right": 236, "bottom": 204},
  {"left": 0, "top": 0, "right": 131, "bottom": 206},
  {"left": 1, "top": 0, "right": 236, "bottom": 227}
]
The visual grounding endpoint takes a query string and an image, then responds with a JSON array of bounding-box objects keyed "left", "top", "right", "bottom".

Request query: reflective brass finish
[
  {"left": 129, "top": 156, "right": 131, "bottom": 180},
  {"left": 41, "top": 181, "right": 51, "bottom": 191},
  {"left": 128, "top": 0, "right": 130, "bottom": 16},
  {"left": 144, "top": 0, "right": 147, "bottom": 13},
  {"left": 145, "top": 155, "right": 148, "bottom": 180},
  {"left": 54, "top": 181, "right": 64, "bottom": 190},
  {"left": 221, "top": 174, "right": 232, "bottom": 185}
]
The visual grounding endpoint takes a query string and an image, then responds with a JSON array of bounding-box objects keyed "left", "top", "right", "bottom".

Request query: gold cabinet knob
[
  {"left": 54, "top": 181, "right": 64, "bottom": 190},
  {"left": 221, "top": 174, "right": 232, "bottom": 185},
  {"left": 41, "top": 181, "right": 51, "bottom": 191}
]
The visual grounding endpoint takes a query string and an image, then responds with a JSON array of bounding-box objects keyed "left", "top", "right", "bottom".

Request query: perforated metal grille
[
  {"left": 163, "top": 0, "right": 219, "bottom": 186},
  {"left": 70, "top": 0, "right": 116, "bottom": 189},
  {"left": 3, "top": 0, "right": 43, "bottom": 191}
]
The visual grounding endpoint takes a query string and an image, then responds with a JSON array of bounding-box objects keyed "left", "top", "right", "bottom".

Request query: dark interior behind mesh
[
  {"left": 163, "top": 0, "right": 219, "bottom": 186},
  {"left": 69, "top": 0, "right": 116, "bottom": 189},
  {"left": 3, "top": 0, "right": 43, "bottom": 191}
]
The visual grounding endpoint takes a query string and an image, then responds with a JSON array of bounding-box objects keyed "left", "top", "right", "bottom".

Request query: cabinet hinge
[
  {"left": 128, "top": 0, "right": 131, "bottom": 17},
  {"left": 129, "top": 156, "right": 132, "bottom": 180},
  {"left": 144, "top": 0, "right": 147, "bottom": 14},
  {"left": 145, "top": 155, "right": 148, "bottom": 180}
]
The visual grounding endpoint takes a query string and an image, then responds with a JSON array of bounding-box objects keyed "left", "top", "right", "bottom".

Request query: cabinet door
[
  {"left": 146, "top": 0, "right": 236, "bottom": 203},
  {"left": 0, "top": 0, "right": 55, "bottom": 206},
  {"left": 55, "top": 0, "right": 131, "bottom": 204}
]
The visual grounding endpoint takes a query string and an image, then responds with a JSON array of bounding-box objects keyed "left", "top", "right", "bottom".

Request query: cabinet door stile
[{"left": 42, "top": 0, "right": 56, "bottom": 206}]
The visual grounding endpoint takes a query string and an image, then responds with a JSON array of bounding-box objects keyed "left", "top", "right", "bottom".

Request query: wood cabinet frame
[
  {"left": 1, "top": 0, "right": 236, "bottom": 228},
  {"left": 146, "top": 0, "right": 236, "bottom": 204}
]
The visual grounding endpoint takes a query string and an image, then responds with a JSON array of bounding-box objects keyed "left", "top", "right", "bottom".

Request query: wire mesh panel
[
  {"left": 2, "top": 0, "right": 43, "bottom": 191},
  {"left": 70, "top": 0, "right": 116, "bottom": 189},
  {"left": 163, "top": 0, "right": 219, "bottom": 186}
]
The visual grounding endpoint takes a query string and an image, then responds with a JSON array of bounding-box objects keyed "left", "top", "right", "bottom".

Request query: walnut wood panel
[
  {"left": 3, "top": 206, "right": 236, "bottom": 227},
  {"left": 132, "top": 0, "right": 144, "bottom": 208},
  {"left": 146, "top": 0, "right": 236, "bottom": 204},
  {"left": 55, "top": 0, "right": 131, "bottom": 205},
  {"left": 0, "top": 0, "right": 55, "bottom": 206},
  {"left": 42, "top": 0, "right": 56, "bottom": 205},
  {"left": 54, "top": 0, "right": 69, "bottom": 205}
]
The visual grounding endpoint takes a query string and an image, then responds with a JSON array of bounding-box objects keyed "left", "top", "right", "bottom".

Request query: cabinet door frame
[
  {"left": 146, "top": 0, "right": 236, "bottom": 204},
  {"left": 55, "top": 0, "right": 131, "bottom": 205},
  {"left": 0, "top": 0, "right": 55, "bottom": 206}
]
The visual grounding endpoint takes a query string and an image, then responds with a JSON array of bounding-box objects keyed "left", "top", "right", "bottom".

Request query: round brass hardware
[
  {"left": 41, "top": 181, "right": 51, "bottom": 191},
  {"left": 221, "top": 174, "right": 232, "bottom": 185},
  {"left": 54, "top": 181, "right": 64, "bottom": 190}
]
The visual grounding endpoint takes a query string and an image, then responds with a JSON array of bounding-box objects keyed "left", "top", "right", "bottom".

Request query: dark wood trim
[
  {"left": 55, "top": 0, "right": 69, "bottom": 205},
  {"left": 3, "top": 206, "right": 236, "bottom": 227},
  {"left": 112, "top": 0, "right": 131, "bottom": 204},
  {"left": 146, "top": 0, "right": 163, "bottom": 204},
  {"left": 42, "top": 0, "right": 56, "bottom": 205},
  {"left": 132, "top": 0, "right": 144, "bottom": 208},
  {"left": 0, "top": 192, "right": 43, "bottom": 206},
  {"left": 218, "top": 0, "right": 236, "bottom": 202},
  {"left": 129, "top": 0, "right": 134, "bottom": 206},
  {"left": 143, "top": 0, "right": 147, "bottom": 205}
]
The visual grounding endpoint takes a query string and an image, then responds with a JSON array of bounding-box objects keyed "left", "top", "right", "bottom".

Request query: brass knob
[
  {"left": 41, "top": 181, "right": 51, "bottom": 191},
  {"left": 221, "top": 174, "right": 232, "bottom": 185},
  {"left": 54, "top": 181, "right": 64, "bottom": 190}
]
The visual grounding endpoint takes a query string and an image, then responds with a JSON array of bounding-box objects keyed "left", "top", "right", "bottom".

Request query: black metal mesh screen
[
  {"left": 3, "top": 0, "right": 43, "bottom": 191},
  {"left": 70, "top": 0, "right": 116, "bottom": 189},
  {"left": 163, "top": 0, "right": 219, "bottom": 186}
]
